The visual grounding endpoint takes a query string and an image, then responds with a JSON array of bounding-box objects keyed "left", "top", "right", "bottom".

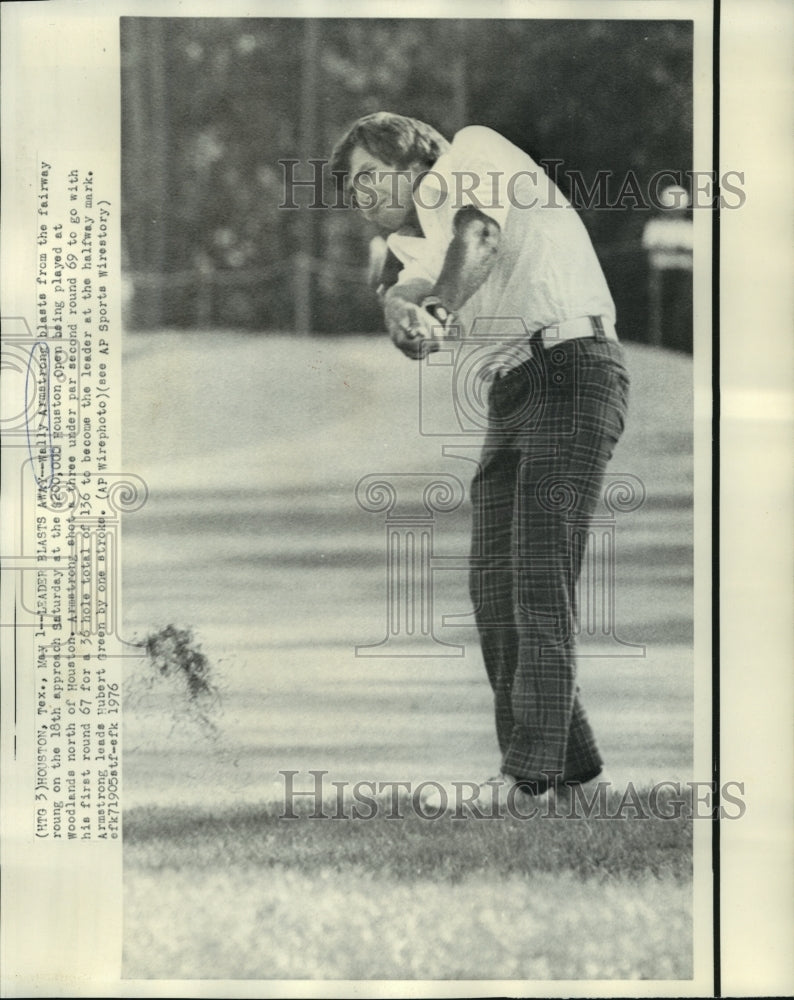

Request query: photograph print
[{"left": 119, "top": 11, "right": 712, "bottom": 987}]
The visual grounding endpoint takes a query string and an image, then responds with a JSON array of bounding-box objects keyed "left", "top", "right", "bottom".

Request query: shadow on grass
[{"left": 125, "top": 785, "right": 692, "bottom": 884}]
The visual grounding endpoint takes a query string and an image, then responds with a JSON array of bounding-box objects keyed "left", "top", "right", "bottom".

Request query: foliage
[{"left": 121, "top": 18, "right": 692, "bottom": 337}]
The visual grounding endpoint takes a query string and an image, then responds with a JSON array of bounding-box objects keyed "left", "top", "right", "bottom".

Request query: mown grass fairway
[
  {"left": 124, "top": 792, "right": 692, "bottom": 980},
  {"left": 122, "top": 333, "right": 697, "bottom": 981}
]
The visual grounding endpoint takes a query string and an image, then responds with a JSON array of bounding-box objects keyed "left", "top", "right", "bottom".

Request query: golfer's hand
[{"left": 384, "top": 297, "right": 439, "bottom": 361}]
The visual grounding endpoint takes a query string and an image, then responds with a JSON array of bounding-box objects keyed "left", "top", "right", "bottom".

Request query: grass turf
[
  {"left": 124, "top": 787, "right": 691, "bottom": 883},
  {"left": 122, "top": 336, "right": 696, "bottom": 981},
  {"left": 124, "top": 867, "right": 691, "bottom": 980},
  {"left": 123, "top": 791, "right": 692, "bottom": 980}
]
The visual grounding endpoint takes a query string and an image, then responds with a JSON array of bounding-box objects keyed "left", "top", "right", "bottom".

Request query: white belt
[
  {"left": 535, "top": 315, "right": 618, "bottom": 344},
  {"left": 495, "top": 315, "right": 618, "bottom": 376}
]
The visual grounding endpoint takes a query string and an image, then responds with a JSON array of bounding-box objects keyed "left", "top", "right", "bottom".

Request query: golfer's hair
[{"left": 330, "top": 112, "right": 450, "bottom": 178}]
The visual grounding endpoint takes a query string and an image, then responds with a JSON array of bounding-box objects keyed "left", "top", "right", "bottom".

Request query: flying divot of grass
[{"left": 138, "top": 624, "right": 222, "bottom": 735}]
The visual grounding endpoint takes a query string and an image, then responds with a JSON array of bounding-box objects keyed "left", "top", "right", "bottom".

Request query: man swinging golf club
[{"left": 330, "top": 113, "right": 630, "bottom": 811}]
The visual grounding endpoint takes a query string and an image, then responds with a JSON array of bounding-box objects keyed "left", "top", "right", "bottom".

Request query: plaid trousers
[{"left": 469, "top": 329, "right": 629, "bottom": 782}]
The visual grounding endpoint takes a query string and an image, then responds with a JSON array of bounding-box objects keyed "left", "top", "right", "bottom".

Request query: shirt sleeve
[
  {"left": 386, "top": 232, "right": 445, "bottom": 287},
  {"left": 418, "top": 125, "right": 514, "bottom": 233}
]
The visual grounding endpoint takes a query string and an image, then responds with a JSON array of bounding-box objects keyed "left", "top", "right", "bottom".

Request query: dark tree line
[{"left": 121, "top": 17, "right": 692, "bottom": 341}]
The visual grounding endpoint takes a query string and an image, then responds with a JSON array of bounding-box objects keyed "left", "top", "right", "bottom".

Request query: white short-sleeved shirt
[{"left": 387, "top": 126, "right": 616, "bottom": 348}]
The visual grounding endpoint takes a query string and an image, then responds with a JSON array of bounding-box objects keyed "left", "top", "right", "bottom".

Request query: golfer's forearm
[
  {"left": 383, "top": 277, "right": 434, "bottom": 308},
  {"left": 432, "top": 208, "right": 501, "bottom": 311}
]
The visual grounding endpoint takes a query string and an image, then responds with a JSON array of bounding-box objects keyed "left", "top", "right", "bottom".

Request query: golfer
[{"left": 330, "top": 113, "right": 630, "bottom": 805}]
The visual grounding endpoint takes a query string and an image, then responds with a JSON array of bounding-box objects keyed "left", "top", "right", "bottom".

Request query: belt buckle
[{"left": 533, "top": 325, "right": 560, "bottom": 348}]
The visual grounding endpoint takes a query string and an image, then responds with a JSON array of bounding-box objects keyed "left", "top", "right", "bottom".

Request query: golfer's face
[{"left": 348, "top": 146, "right": 419, "bottom": 232}]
